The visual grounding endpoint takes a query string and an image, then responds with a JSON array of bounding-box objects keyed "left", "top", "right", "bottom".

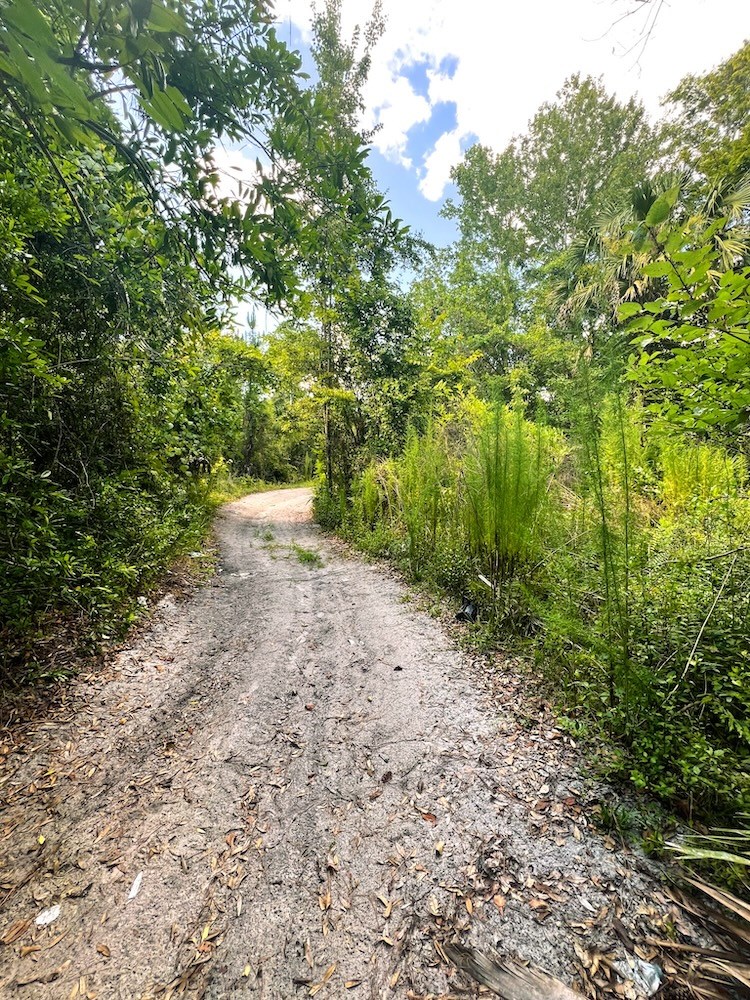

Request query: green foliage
[
  {"left": 313, "top": 473, "right": 348, "bottom": 531},
  {"left": 665, "top": 41, "right": 750, "bottom": 187},
  {"left": 0, "top": 8, "right": 317, "bottom": 678},
  {"left": 0, "top": 0, "right": 313, "bottom": 301},
  {"left": 409, "top": 247, "right": 518, "bottom": 402},
  {"left": 290, "top": 542, "right": 324, "bottom": 568},
  {"left": 669, "top": 820, "right": 750, "bottom": 870},
  {"left": 625, "top": 209, "right": 750, "bottom": 444},
  {"left": 533, "top": 405, "right": 750, "bottom": 816},
  {"left": 464, "top": 405, "right": 562, "bottom": 596},
  {"left": 444, "top": 75, "right": 657, "bottom": 271},
  {"left": 340, "top": 394, "right": 750, "bottom": 817},
  {"left": 396, "top": 425, "right": 456, "bottom": 578},
  {"left": 1, "top": 464, "right": 215, "bottom": 679}
]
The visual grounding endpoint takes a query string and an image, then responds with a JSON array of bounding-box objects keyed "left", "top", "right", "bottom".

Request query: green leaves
[
  {"left": 0, "top": 119, "right": 275, "bottom": 670},
  {"left": 665, "top": 40, "right": 750, "bottom": 188},
  {"left": 0, "top": 0, "right": 318, "bottom": 301},
  {"left": 626, "top": 213, "right": 750, "bottom": 438},
  {"left": 146, "top": 2, "right": 189, "bottom": 35},
  {"left": 2, "top": 1, "right": 55, "bottom": 42},
  {"left": 644, "top": 184, "right": 680, "bottom": 226},
  {"left": 140, "top": 86, "right": 192, "bottom": 132},
  {"left": 618, "top": 302, "right": 642, "bottom": 319},
  {"left": 446, "top": 74, "right": 657, "bottom": 272}
]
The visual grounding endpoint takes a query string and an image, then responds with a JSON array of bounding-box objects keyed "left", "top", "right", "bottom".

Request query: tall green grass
[
  {"left": 464, "top": 405, "right": 562, "bottom": 599},
  {"left": 339, "top": 395, "right": 750, "bottom": 818},
  {"left": 397, "top": 425, "right": 455, "bottom": 578}
]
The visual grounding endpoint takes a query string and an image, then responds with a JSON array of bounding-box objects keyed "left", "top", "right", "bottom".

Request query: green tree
[
  {"left": 445, "top": 75, "right": 657, "bottom": 271},
  {"left": 0, "top": 0, "right": 311, "bottom": 300},
  {"left": 665, "top": 41, "right": 750, "bottom": 188},
  {"left": 410, "top": 247, "right": 517, "bottom": 399},
  {"left": 0, "top": 1, "right": 355, "bottom": 674},
  {"left": 0, "top": 129, "right": 267, "bottom": 670},
  {"left": 624, "top": 200, "right": 750, "bottom": 445},
  {"left": 273, "top": 0, "right": 418, "bottom": 497}
]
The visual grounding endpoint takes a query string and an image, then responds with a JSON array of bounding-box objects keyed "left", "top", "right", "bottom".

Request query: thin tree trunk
[{"left": 323, "top": 316, "right": 333, "bottom": 492}]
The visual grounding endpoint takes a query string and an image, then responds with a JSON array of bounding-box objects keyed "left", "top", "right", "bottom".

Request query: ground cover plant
[{"left": 341, "top": 394, "right": 750, "bottom": 818}]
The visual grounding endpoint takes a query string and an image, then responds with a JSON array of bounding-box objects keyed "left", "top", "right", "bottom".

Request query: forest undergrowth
[
  {"left": 1, "top": 471, "right": 279, "bottom": 686},
  {"left": 326, "top": 394, "right": 750, "bottom": 824}
]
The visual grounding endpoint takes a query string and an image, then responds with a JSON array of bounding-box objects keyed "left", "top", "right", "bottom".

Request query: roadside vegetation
[
  {"left": 0, "top": 0, "right": 413, "bottom": 680},
  {"left": 297, "top": 34, "right": 750, "bottom": 824}
]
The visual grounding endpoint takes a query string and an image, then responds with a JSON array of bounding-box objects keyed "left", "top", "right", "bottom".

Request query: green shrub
[
  {"left": 395, "top": 425, "right": 456, "bottom": 578},
  {"left": 463, "top": 404, "right": 563, "bottom": 599},
  {"left": 313, "top": 476, "right": 346, "bottom": 530},
  {"left": 337, "top": 394, "right": 750, "bottom": 818},
  {"left": 0, "top": 462, "right": 217, "bottom": 682}
]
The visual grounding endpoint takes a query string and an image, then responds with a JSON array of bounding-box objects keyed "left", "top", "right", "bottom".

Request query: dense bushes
[
  {"left": 340, "top": 398, "right": 750, "bottom": 818},
  {"left": 0, "top": 132, "right": 269, "bottom": 681},
  {"left": 1, "top": 466, "right": 216, "bottom": 671},
  {"left": 319, "top": 46, "right": 750, "bottom": 824}
]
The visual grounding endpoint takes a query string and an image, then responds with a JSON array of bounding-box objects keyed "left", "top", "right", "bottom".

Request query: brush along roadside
[{"left": 439, "top": 873, "right": 749, "bottom": 1000}]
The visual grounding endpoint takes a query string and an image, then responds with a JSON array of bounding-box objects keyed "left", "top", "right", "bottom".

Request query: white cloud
[
  {"left": 363, "top": 64, "right": 432, "bottom": 167},
  {"left": 281, "top": 0, "right": 750, "bottom": 202},
  {"left": 418, "top": 127, "right": 463, "bottom": 200}
]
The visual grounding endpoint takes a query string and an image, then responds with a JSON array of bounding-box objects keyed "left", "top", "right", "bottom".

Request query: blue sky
[
  {"left": 379, "top": 55, "right": 470, "bottom": 244},
  {"left": 225, "top": 0, "right": 750, "bottom": 333},
  {"left": 274, "top": 0, "right": 750, "bottom": 248},
  {"left": 280, "top": 22, "right": 468, "bottom": 247}
]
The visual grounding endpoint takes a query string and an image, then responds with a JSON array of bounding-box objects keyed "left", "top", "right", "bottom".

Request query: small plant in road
[{"left": 291, "top": 543, "right": 324, "bottom": 568}]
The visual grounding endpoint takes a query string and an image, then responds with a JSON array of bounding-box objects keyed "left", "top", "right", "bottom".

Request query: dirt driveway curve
[{"left": 0, "top": 488, "right": 670, "bottom": 998}]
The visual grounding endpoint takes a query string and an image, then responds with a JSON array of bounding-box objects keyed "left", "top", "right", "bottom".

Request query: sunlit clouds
[{"left": 277, "top": 0, "right": 750, "bottom": 202}]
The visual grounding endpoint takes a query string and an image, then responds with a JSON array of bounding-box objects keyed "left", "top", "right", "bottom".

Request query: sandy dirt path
[{"left": 0, "top": 488, "right": 674, "bottom": 999}]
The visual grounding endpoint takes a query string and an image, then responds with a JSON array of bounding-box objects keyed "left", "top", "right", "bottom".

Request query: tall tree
[
  {"left": 664, "top": 41, "right": 750, "bottom": 188},
  {"left": 444, "top": 75, "right": 657, "bottom": 271},
  {"left": 274, "top": 0, "right": 418, "bottom": 494}
]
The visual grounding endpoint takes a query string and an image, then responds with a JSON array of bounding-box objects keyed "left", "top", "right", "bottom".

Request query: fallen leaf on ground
[
  {"left": 127, "top": 873, "right": 143, "bottom": 901},
  {"left": 16, "top": 959, "right": 71, "bottom": 987},
  {"left": 309, "top": 963, "right": 336, "bottom": 996},
  {"left": 444, "top": 943, "right": 580, "bottom": 1000}
]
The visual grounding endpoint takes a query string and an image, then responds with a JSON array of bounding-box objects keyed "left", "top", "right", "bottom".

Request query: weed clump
[{"left": 337, "top": 397, "right": 750, "bottom": 819}]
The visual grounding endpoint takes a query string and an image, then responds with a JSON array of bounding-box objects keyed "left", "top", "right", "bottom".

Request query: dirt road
[{"left": 0, "top": 488, "right": 670, "bottom": 998}]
